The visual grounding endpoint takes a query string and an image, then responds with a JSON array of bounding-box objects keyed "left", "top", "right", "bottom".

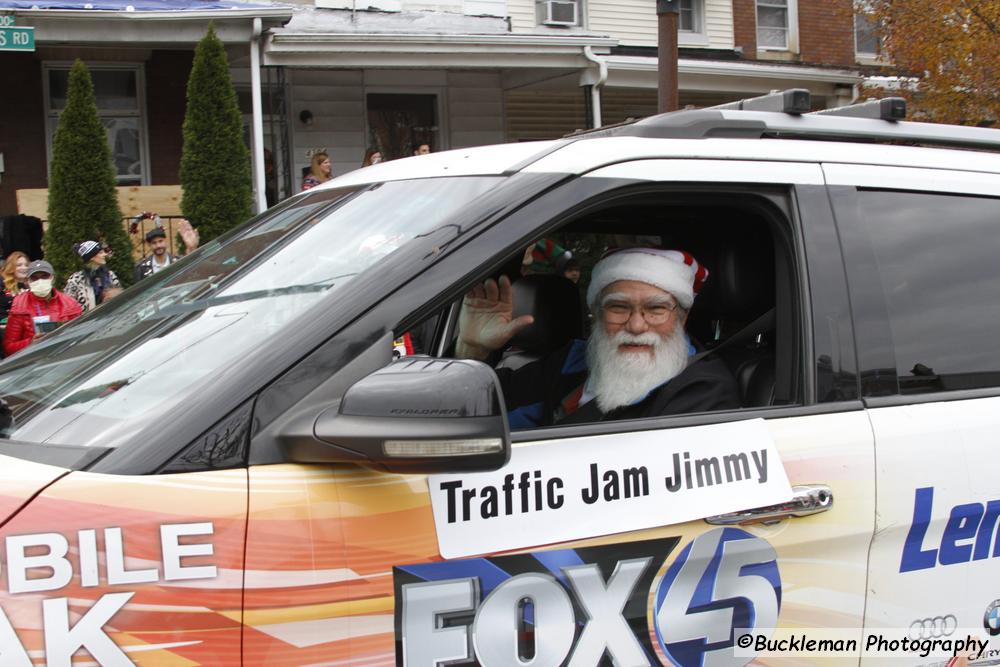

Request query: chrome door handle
[{"left": 704, "top": 484, "right": 833, "bottom": 526}]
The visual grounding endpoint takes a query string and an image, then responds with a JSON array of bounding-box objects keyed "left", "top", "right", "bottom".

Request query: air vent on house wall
[{"left": 542, "top": 0, "right": 578, "bottom": 26}]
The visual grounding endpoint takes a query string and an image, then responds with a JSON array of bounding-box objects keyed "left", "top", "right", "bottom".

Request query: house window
[
  {"left": 366, "top": 93, "right": 438, "bottom": 161},
  {"left": 756, "top": 0, "right": 795, "bottom": 50},
  {"left": 44, "top": 63, "right": 147, "bottom": 186},
  {"left": 679, "top": 0, "right": 703, "bottom": 33},
  {"left": 854, "top": 10, "right": 879, "bottom": 58}
]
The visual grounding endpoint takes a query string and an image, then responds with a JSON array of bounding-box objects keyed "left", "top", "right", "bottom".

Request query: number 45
[{"left": 653, "top": 528, "right": 781, "bottom": 667}]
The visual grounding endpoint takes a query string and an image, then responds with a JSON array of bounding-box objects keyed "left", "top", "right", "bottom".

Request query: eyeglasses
[{"left": 601, "top": 299, "right": 679, "bottom": 325}]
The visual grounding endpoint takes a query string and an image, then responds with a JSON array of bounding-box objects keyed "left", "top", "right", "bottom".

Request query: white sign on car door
[{"left": 429, "top": 418, "right": 792, "bottom": 559}]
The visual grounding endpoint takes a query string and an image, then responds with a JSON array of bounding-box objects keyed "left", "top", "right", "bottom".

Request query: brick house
[{"left": 0, "top": 0, "right": 879, "bottom": 221}]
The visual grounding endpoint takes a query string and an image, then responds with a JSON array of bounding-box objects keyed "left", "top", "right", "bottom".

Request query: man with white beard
[{"left": 456, "top": 247, "right": 740, "bottom": 427}]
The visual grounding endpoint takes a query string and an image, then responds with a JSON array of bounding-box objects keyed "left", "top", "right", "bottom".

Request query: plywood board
[
  {"left": 16, "top": 185, "right": 186, "bottom": 261},
  {"left": 16, "top": 185, "right": 183, "bottom": 221}
]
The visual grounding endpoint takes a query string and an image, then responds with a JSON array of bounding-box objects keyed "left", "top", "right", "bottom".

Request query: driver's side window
[{"left": 400, "top": 191, "right": 796, "bottom": 431}]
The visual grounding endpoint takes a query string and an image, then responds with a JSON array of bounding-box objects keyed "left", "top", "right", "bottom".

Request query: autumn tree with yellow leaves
[{"left": 861, "top": 0, "right": 999, "bottom": 125}]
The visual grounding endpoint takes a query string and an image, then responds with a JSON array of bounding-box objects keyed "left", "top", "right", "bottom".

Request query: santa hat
[{"left": 586, "top": 248, "right": 708, "bottom": 311}]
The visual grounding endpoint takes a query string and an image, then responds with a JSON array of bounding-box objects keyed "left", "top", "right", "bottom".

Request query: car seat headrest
[
  {"left": 509, "top": 274, "right": 585, "bottom": 353},
  {"left": 697, "top": 240, "right": 774, "bottom": 320}
]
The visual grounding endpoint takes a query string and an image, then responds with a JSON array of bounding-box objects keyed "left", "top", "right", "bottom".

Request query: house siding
[
  {"left": 447, "top": 71, "right": 504, "bottom": 148},
  {"left": 290, "top": 69, "right": 367, "bottom": 180},
  {"left": 507, "top": 0, "right": 536, "bottom": 32},
  {"left": 586, "top": 0, "right": 733, "bottom": 49},
  {"left": 505, "top": 86, "right": 709, "bottom": 142},
  {"left": 463, "top": 0, "right": 507, "bottom": 16},
  {"left": 505, "top": 88, "right": 586, "bottom": 141},
  {"left": 289, "top": 68, "right": 503, "bottom": 185},
  {"left": 702, "top": 0, "right": 735, "bottom": 48}
]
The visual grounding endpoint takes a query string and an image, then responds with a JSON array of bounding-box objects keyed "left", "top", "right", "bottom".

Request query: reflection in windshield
[{"left": 0, "top": 177, "right": 501, "bottom": 447}]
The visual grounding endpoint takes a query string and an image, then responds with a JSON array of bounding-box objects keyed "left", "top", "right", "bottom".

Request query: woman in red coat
[{"left": 3, "top": 260, "right": 83, "bottom": 357}]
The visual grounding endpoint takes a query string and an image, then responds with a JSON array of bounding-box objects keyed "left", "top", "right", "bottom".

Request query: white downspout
[
  {"left": 583, "top": 45, "right": 608, "bottom": 128},
  {"left": 250, "top": 17, "right": 267, "bottom": 213}
]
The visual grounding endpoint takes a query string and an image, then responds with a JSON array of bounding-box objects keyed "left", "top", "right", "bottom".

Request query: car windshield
[{"left": 0, "top": 177, "right": 501, "bottom": 447}]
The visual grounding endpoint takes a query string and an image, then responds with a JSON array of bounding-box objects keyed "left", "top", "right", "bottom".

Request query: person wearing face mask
[
  {"left": 64, "top": 240, "right": 123, "bottom": 313},
  {"left": 3, "top": 260, "right": 83, "bottom": 357}
]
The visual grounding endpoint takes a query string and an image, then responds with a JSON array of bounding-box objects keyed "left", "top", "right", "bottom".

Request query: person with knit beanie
[
  {"left": 63, "top": 240, "right": 123, "bottom": 313},
  {"left": 456, "top": 247, "right": 739, "bottom": 427}
]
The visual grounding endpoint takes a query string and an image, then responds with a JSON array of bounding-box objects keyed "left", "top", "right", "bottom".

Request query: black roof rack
[{"left": 570, "top": 90, "right": 1000, "bottom": 152}]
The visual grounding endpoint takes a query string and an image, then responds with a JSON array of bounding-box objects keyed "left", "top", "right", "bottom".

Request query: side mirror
[{"left": 288, "top": 357, "right": 510, "bottom": 474}]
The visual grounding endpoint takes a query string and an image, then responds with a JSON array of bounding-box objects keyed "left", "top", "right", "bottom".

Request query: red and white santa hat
[{"left": 586, "top": 247, "right": 708, "bottom": 311}]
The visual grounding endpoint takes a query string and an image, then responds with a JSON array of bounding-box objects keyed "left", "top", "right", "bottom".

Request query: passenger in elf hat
[
  {"left": 457, "top": 247, "right": 740, "bottom": 427},
  {"left": 3, "top": 260, "right": 83, "bottom": 357}
]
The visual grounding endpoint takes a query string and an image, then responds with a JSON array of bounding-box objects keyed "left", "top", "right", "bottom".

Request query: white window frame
[
  {"left": 756, "top": 0, "right": 798, "bottom": 53},
  {"left": 854, "top": 8, "right": 880, "bottom": 61},
  {"left": 42, "top": 61, "right": 150, "bottom": 186},
  {"left": 678, "top": 0, "right": 709, "bottom": 46}
]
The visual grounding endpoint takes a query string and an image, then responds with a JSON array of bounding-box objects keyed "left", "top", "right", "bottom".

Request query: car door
[
  {"left": 242, "top": 160, "right": 876, "bottom": 666},
  {"left": 827, "top": 164, "right": 1000, "bottom": 664},
  {"left": 0, "top": 455, "right": 248, "bottom": 666}
]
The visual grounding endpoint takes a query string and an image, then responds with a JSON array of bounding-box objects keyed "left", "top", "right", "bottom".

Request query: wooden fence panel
[{"left": 16, "top": 185, "right": 184, "bottom": 261}]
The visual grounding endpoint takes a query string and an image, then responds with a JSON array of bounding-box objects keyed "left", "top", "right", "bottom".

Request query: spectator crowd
[
  {"left": 0, "top": 217, "right": 200, "bottom": 358},
  {"left": 301, "top": 142, "right": 431, "bottom": 191},
  {"left": 0, "top": 141, "right": 433, "bottom": 359}
]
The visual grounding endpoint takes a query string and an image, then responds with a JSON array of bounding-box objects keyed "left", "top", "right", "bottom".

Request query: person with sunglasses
[
  {"left": 64, "top": 240, "right": 123, "bottom": 313},
  {"left": 456, "top": 247, "right": 739, "bottom": 427}
]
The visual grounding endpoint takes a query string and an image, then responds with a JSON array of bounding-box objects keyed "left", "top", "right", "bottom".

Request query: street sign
[{"left": 0, "top": 26, "right": 34, "bottom": 52}]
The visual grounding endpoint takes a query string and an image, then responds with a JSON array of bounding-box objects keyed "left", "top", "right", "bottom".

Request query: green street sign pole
[{"left": 0, "top": 26, "right": 35, "bottom": 52}]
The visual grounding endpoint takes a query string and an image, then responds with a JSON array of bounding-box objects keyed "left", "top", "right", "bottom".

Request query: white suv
[{"left": 0, "top": 91, "right": 997, "bottom": 666}]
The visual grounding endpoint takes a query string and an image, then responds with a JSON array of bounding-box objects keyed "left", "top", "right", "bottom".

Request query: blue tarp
[{"left": 0, "top": 0, "right": 280, "bottom": 10}]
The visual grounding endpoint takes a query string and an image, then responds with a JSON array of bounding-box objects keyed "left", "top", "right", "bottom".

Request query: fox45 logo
[
  {"left": 393, "top": 528, "right": 780, "bottom": 666},
  {"left": 653, "top": 528, "right": 781, "bottom": 667}
]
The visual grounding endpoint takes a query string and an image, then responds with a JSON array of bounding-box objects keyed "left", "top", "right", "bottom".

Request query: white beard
[{"left": 585, "top": 326, "right": 690, "bottom": 413}]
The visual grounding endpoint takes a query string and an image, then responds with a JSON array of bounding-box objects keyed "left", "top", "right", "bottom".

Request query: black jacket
[
  {"left": 134, "top": 254, "right": 180, "bottom": 282},
  {"left": 497, "top": 340, "right": 740, "bottom": 428}
]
